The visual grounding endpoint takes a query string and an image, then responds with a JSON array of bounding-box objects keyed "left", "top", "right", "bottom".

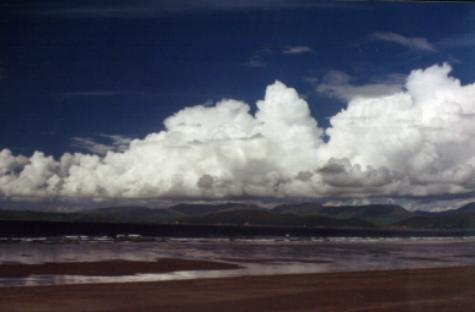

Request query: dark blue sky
[{"left": 1, "top": 1, "right": 474, "bottom": 157}]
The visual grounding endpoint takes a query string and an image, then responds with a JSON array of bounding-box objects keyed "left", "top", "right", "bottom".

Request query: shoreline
[
  {"left": 1, "top": 266, "right": 474, "bottom": 311},
  {"left": 3, "top": 219, "right": 475, "bottom": 239}
]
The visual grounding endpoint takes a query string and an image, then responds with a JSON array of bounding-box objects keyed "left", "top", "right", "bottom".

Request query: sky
[{"left": 1, "top": 1, "right": 475, "bottom": 210}]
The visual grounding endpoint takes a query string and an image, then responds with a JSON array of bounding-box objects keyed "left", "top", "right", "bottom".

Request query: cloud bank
[{"left": 1, "top": 63, "right": 475, "bottom": 201}]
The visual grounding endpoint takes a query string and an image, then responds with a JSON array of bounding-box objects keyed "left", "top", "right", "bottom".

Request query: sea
[{"left": 1, "top": 236, "right": 475, "bottom": 287}]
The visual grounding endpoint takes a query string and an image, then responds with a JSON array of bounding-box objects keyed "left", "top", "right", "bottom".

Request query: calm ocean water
[{"left": 1, "top": 237, "right": 475, "bottom": 287}]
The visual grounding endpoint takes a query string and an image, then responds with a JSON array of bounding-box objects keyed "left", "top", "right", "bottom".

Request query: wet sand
[
  {"left": 0, "top": 258, "right": 240, "bottom": 277},
  {"left": 1, "top": 265, "right": 474, "bottom": 312}
]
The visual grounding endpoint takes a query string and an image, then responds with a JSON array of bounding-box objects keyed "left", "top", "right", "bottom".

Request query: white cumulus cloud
[
  {"left": 71, "top": 134, "right": 132, "bottom": 155},
  {"left": 1, "top": 63, "right": 475, "bottom": 202}
]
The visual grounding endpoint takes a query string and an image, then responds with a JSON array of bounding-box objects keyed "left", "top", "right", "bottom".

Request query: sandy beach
[{"left": 1, "top": 265, "right": 474, "bottom": 312}]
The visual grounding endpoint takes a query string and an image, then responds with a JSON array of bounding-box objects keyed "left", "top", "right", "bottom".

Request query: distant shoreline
[
  {"left": 1, "top": 266, "right": 474, "bottom": 312},
  {"left": 1, "top": 219, "right": 475, "bottom": 239}
]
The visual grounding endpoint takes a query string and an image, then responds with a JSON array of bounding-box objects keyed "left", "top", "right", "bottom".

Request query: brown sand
[
  {"left": 1, "top": 265, "right": 475, "bottom": 312},
  {"left": 0, "top": 258, "right": 240, "bottom": 277}
]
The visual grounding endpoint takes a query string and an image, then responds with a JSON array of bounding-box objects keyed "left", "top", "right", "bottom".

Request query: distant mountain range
[
  {"left": 394, "top": 202, "right": 475, "bottom": 229},
  {"left": 177, "top": 209, "right": 374, "bottom": 228},
  {"left": 273, "top": 203, "right": 413, "bottom": 225},
  {"left": 1, "top": 202, "right": 475, "bottom": 230}
]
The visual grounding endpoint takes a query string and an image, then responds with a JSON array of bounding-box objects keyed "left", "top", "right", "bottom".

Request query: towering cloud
[{"left": 1, "top": 63, "right": 475, "bottom": 200}]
